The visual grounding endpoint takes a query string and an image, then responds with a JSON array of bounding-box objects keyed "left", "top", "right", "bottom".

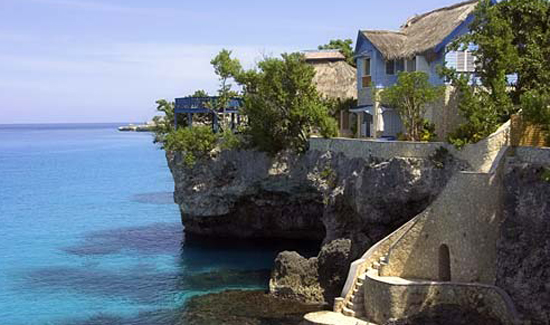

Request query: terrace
[{"left": 174, "top": 96, "right": 243, "bottom": 132}]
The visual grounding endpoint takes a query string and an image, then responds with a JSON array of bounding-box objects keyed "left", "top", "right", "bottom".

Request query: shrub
[
  {"left": 164, "top": 126, "right": 218, "bottom": 166},
  {"left": 521, "top": 89, "right": 550, "bottom": 146},
  {"left": 380, "top": 72, "right": 444, "bottom": 142},
  {"left": 219, "top": 130, "right": 243, "bottom": 151}
]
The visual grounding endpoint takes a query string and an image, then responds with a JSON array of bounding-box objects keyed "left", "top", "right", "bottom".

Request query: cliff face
[
  {"left": 498, "top": 163, "right": 550, "bottom": 325},
  {"left": 167, "top": 150, "right": 326, "bottom": 240},
  {"left": 167, "top": 148, "right": 462, "bottom": 304}
]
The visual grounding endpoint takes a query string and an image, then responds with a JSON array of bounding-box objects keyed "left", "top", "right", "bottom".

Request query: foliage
[
  {"left": 210, "top": 49, "right": 243, "bottom": 115},
  {"left": 152, "top": 90, "right": 213, "bottom": 146},
  {"left": 520, "top": 89, "right": 550, "bottom": 145},
  {"left": 541, "top": 167, "right": 550, "bottom": 183},
  {"left": 319, "top": 166, "right": 336, "bottom": 188},
  {"left": 430, "top": 146, "right": 450, "bottom": 169},
  {"left": 152, "top": 99, "right": 177, "bottom": 145},
  {"left": 191, "top": 90, "right": 209, "bottom": 98},
  {"left": 440, "top": 67, "right": 503, "bottom": 148},
  {"left": 380, "top": 72, "right": 444, "bottom": 141},
  {"left": 227, "top": 52, "right": 338, "bottom": 154},
  {"left": 443, "top": 0, "right": 550, "bottom": 147},
  {"left": 164, "top": 126, "right": 218, "bottom": 167},
  {"left": 323, "top": 97, "right": 357, "bottom": 118},
  {"left": 219, "top": 130, "right": 243, "bottom": 151},
  {"left": 420, "top": 120, "right": 438, "bottom": 142},
  {"left": 318, "top": 39, "right": 356, "bottom": 67}
]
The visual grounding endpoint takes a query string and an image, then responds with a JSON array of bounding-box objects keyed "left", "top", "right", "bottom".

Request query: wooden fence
[{"left": 510, "top": 115, "right": 548, "bottom": 148}]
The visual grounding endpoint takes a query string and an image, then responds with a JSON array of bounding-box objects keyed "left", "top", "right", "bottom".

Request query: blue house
[{"left": 351, "top": 0, "right": 480, "bottom": 139}]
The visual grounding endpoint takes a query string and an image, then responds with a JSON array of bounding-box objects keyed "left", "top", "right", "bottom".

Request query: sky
[{"left": 0, "top": 0, "right": 463, "bottom": 124}]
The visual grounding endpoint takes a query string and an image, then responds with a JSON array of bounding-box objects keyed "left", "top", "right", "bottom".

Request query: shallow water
[{"left": 0, "top": 124, "right": 317, "bottom": 325}]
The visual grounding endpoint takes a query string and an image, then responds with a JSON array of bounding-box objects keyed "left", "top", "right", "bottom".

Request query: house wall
[{"left": 424, "top": 86, "right": 463, "bottom": 140}]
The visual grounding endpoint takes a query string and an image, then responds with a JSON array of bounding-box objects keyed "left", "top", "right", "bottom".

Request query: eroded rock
[
  {"left": 167, "top": 148, "right": 462, "bottom": 304},
  {"left": 497, "top": 163, "right": 550, "bottom": 325},
  {"left": 179, "top": 290, "right": 324, "bottom": 325}
]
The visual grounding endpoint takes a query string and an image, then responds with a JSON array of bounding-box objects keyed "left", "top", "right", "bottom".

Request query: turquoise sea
[{"left": 0, "top": 124, "right": 316, "bottom": 325}]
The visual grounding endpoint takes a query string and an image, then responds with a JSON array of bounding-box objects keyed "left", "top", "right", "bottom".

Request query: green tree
[
  {"left": 236, "top": 52, "right": 338, "bottom": 153},
  {"left": 191, "top": 90, "right": 209, "bottom": 98},
  {"left": 521, "top": 89, "right": 550, "bottom": 145},
  {"left": 318, "top": 39, "right": 355, "bottom": 67},
  {"left": 210, "top": 49, "right": 243, "bottom": 127},
  {"left": 443, "top": 0, "right": 550, "bottom": 146},
  {"left": 380, "top": 72, "right": 444, "bottom": 141},
  {"left": 152, "top": 99, "right": 176, "bottom": 145}
]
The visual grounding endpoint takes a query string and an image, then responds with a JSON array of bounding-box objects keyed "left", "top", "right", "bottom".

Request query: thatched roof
[
  {"left": 309, "top": 60, "right": 357, "bottom": 100},
  {"left": 362, "top": 0, "right": 478, "bottom": 60},
  {"left": 304, "top": 50, "right": 346, "bottom": 61}
]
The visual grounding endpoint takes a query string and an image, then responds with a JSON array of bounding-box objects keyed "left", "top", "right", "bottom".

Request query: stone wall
[
  {"left": 454, "top": 121, "right": 511, "bottom": 173},
  {"left": 514, "top": 146, "right": 550, "bottom": 165},
  {"left": 309, "top": 137, "right": 451, "bottom": 161},
  {"left": 311, "top": 120, "right": 511, "bottom": 173},
  {"left": 363, "top": 271, "right": 519, "bottom": 325},
  {"left": 381, "top": 171, "right": 503, "bottom": 284}
]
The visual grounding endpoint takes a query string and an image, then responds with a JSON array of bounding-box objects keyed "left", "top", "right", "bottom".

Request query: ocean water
[{"left": 0, "top": 124, "right": 317, "bottom": 325}]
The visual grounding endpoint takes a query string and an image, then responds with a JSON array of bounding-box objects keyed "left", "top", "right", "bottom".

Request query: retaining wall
[
  {"left": 309, "top": 137, "right": 451, "bottom": 161},
  {"left": 381, "top": 171, "right": 503, "bottom": 284},
  {"left": 363, "top": 270, "right": 519, "bottom": 325},
  {"left": 514, "top": 146, "right": 550, "bottom": 165}
]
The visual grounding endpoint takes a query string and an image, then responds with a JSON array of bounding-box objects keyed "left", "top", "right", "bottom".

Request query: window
[
  {"left": 396, "top": 59, "right": 405, "bottom": 73},
  {"left": 363, "top": 58, "right": 371, "bottom": 76},
  {"left": 457, "top": 50, "right": 475, "bottom": 72},
  {"left": 407, "top": 58, "right": 416, "bottom": 72},
  {"left": 386, "top": 60, "right": 395, "bottom": 75}
]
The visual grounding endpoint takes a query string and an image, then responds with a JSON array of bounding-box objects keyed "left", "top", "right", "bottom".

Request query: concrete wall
[
  {"left": 455, "top": 121, "right": 511, "bottom": 173},
  {"left": 382, "top": 171, "right": 503, "bottom": 284},
  {"left": 309, "top": 137, "right": 451, "bottom": 161},
  {"left": 363, "top": 271, "right": 519, "bottom": 325},
  {"left": 514, "top": 146, "right": 550, "bottom": 164}
]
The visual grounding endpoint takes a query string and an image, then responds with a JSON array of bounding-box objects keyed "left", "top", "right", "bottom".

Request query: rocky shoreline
[
  {"left": 167, "top": 147, "right": 463, "bottom": 306},
  {"left": 167, "top": 146, "right": 550, "bottom": 324}
]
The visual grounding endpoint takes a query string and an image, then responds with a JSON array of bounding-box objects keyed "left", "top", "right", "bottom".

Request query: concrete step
[
  {"left": 342, "top": 306, "right": 355, "bottom": 317},
  {"left": 372, "top": 261, "right": 381, "bottom": 270},
  {"left": 379, "top": 255, "right": 389, "bottom": 265}
]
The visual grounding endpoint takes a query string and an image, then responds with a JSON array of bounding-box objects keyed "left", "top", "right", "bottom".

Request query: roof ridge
[
  {"left": 403, "top": 0, "right": 478, "bottom": 29},
  {"left": 362, "top": 29, "right": 405, "bottom": 35}
]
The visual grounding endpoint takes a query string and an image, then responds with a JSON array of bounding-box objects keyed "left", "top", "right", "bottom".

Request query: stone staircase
[{"left": 341, "top": 254, "right": 389, "bottom": 318}]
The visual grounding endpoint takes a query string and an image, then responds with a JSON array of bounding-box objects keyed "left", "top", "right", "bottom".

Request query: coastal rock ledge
[{"left": 167, "top": 147, "right": 463, "bottom": 304}]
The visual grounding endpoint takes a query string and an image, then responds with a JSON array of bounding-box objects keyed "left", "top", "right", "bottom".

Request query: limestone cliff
[
  {"left": 167, "top": 147, "right": 463, "bottom": 304},
  {"left": 498, "top": 161, "right": 550, "bottom": 325}
]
